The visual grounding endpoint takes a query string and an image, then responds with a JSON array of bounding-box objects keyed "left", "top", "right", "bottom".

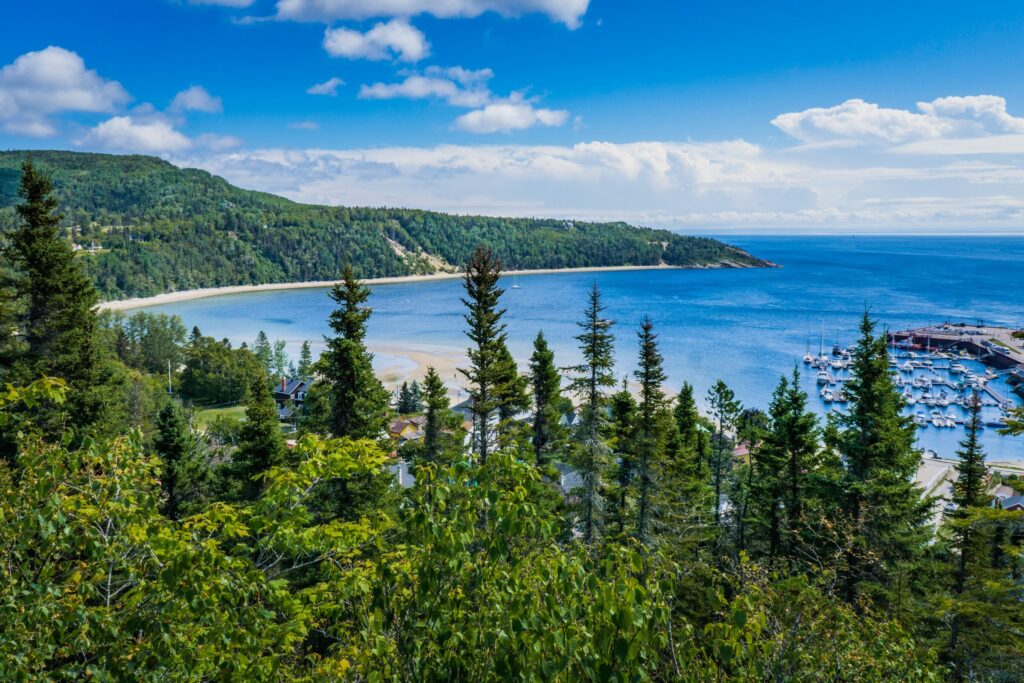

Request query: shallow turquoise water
[{"left": 139, "top": 236, "right": 1024, "bottom": 462}]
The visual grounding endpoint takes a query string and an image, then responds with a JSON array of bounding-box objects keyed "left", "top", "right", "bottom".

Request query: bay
[{"left": 137, "top": 235, "right": 1024, "bottom": 462}]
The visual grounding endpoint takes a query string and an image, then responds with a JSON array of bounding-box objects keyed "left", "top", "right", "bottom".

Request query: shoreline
[{"left": 98, "top": 263, "right": 735, "bottom": 312}]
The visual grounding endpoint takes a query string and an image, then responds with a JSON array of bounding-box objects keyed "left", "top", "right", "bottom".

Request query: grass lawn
[{"left": 194, "top": 405, "right": 247, "bottom": 431}]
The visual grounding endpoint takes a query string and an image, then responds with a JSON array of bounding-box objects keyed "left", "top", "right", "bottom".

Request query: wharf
[{"left": 889, "top": 323, "right": 1024, "bottom": 370}]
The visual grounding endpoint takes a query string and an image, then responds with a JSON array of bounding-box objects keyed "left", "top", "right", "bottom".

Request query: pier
[{"left": 888, "top": 323, "right": 1024, "bottom": 371}]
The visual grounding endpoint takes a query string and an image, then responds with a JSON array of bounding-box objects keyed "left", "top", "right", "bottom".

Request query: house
[
  {"left": 1002, "top": 494, "right": 1024, "bottom": 512},
  {"left": 274, "top": 377, "right": 314, "bottom": 421},
  {"left": 388, "top": 417, "right": 426, "bottom": 443}
]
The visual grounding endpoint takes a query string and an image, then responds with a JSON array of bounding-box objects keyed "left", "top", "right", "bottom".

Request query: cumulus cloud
[
  {"left": 772, "top": 95, "right": 1024, "bottom": 146},
  {"left": 323, "top": 19, "right": 429, "bottom": 62},
  {"left": 275, "top": 0, "right": 590, "bottom": 28},
  {"left": 306, "top": 76, "right": 345, "bottom": 95},
  {"left": 455, "top": 95, "right": 568, "bottom": 133},
  {"left": 359, "top": 66, "right": 566, "bottom": 132},
  {"left": 169, "top": 85, "right": 223, "bottom": 113},
  {"left": 0, "top": 46, "right": 130, "bottom": 137},
  {"left": 359, "top": 66, "right": 492, "bottom": 107},
  {"left": 82, "top": 115, "right": 193, "bottom": 153}
]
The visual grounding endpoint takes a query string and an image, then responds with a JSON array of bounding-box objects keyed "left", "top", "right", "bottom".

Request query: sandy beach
[{"left": 97, "top": 264, "right": 684, "bottom": 312}]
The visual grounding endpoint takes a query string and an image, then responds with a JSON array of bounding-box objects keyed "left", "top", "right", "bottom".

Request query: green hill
[{"left": 0, "top": 151, "right": 772, "bottom": 300}]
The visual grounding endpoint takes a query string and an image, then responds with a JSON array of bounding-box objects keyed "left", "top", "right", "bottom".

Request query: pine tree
[
  {"left": 707, "top": 380, "right": 740, "bottom": 526},
  {"left": 458, "top": 246, "right": 509, "bottom": 464},
  {"left": 827, "top": 312, "right": 931, "bottom": 607},
  {"left": 297, "top": 340, "right": 313, "bottom": 378},
  {"left": 229, "top": 375, "right": 286, "bottom": 501},
  {"left": 606, "top": 378, "right": 638, "bottom": 536},
  {"left": 633, "top": 317, "right": 668, "bottom": 546},
  {"left": 153, "top": 402, "right": 208, "bottom": 520},
  {"left": 319, "top": 264, "right": 389, "bottom": 440},
  {"left": 2, "top": 158, "right": 112, "bottom": 442},
  {"left": 528, "top": 331, "right": 563, "bottom": 467},
  {"left": 272, "top": 339, "right": 289, "bottom": 380},
  {"left": 422, "top": 367, "right": 451, "bottom": 464},
  {"left": 567, "top": 283, "right": 616, "bottom": 544}
]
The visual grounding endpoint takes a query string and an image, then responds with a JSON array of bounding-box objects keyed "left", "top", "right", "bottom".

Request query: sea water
[{"left": 137, "top": 236, "right": 1024, "bottom": 462}]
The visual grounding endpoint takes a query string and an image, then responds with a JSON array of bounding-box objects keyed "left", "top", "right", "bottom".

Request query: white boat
[
  {"left": 950, "top": 362, "right": 967, "bottom": 375},
  {"left": 816, "top": 370, "right": 830, "bottom": 385},
  {"left": 511, "top": 274, "right": 522, "bottom": 289},
  {"left": 932, "top": 416, "right": 945, "bottom": 428},
  {"left": 830, "top": 359, "right": 846, "bottom": 370},
  {"left": 899, "top": 362, "right": 914, "bottom": 373},
  {"left": 913, "top": 413, "right": 928, "bottom": 427}
]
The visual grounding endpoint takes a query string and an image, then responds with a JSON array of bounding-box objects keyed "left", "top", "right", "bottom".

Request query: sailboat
[
  {"left": 511, "top": 273, "right": 522, "bottom": 289},
  {"left": 803, "top": 340, "right": 813, "bottom": 365}
]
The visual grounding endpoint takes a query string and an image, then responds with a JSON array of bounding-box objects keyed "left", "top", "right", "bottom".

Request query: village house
[{"left": 274, "top": 377, "right": 314, "bottom": 421}]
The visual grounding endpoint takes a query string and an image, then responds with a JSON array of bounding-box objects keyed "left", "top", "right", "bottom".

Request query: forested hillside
[{"left": 0, "top": 151, "right": 770, "bottom": 300}]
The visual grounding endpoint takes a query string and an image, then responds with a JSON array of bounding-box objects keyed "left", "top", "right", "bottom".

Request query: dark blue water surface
[{"left": 139, "top": 236, "right": 1024, "bottom": 462}]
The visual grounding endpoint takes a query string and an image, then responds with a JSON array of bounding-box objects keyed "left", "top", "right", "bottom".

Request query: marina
[{"left": 806, "top": 322, "right": 1023, "bottom": 453}]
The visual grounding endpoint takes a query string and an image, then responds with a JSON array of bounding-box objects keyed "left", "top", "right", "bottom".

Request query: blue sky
[{"left": 4, "top": 0, "right": 1024, "bottom": 231}]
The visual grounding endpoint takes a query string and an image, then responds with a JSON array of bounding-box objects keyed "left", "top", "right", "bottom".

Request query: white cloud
[
  {"left": 306, "top": 76, "right": 346, "bottom": 95},
  {"left": 83, "top": 115, "right": 192, "bottom": 153},
  {"left": 290, "top": 120, "right": 320, "bottom": 130},
  {"left": 188, "top": 0, "right": 256, "bottom": 6},
  {"left": 772, "top": 95, "right": 1024, "bottom": 146},
  {"left": 323, "top": 19, "right": 429, "bottom": 62},
  {"left": 359, "top": 67, "right": 492, "bottom": 107},
  {"left": 0, "top": 46, "right": 130, "bottom": 137},
  {"left": 169, "top": 85, "right": 223, "bottom": 114},
  {"left": 275, "top": 0, "right": 590, "bottom": 28},
  {"left": 455, "top": 95, "right": 568, "bottom": 133},
  {"left": 195, "top": 133, "right": 243, "bottom": 150}
]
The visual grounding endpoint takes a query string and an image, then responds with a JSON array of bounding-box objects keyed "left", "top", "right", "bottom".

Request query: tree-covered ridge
[{"left": 0, "top": 150, "right": 771, "bottom": 299}]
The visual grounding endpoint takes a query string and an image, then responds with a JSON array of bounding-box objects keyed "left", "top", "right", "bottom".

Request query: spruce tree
[
  {"left": 297, "top": 340, "right": 313, "bottom": 378},
  {"left": 673, "top": 382, "right": 700, "bottom": 452},
  {"left": 493, "top": 344, "right": 530, "bottom": 443},
  {"left": 458, "top": 246, "right": 509, "bottom": 464},
  {"left": 252, "top": 331, "right": 272, "bottom": 377},
  {"left": 528, "top": 331, "right": 563, "bottom": 467},
  {"left": 2, "top": 158, "right": 111, "bottom": 442},
  {"left": 749, "top": 369, "right": 819, "bottom": 562},
  {"left": 633, "top": 317, "right": 668, "bottom": 546},
  {"left": 153, "top": 402, "right": 208, "bottom": 520},
  {"left": 422, "top": 367, "right": 451, "bottom": 464},
  {"left": 229, "top": 375, "right": 286, "bottom": 501},
  {"left": 567, "top": 283, "right": 616, "bottom": 544},
  {"left": 707, "top": 380, "right": 740, "bottom": 526},
  {"left": 409, "top": 380, "right": 423, "bottom": 413},
  {"left": 397, "top": 381, "right": 412, "bottom": 414},
  {"left": 319, "top": 264, "right": 389, "bottom": 440},
  {"left": 827, "top": 312, "right": 931, "bottom": 606},
  {"left": 606, "top": 378, "right": 637, "bottom": 536}
]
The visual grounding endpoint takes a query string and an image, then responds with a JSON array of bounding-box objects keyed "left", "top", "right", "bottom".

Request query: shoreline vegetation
[{"left": 97, "top": 262, "right": 762, "bottom": 311}]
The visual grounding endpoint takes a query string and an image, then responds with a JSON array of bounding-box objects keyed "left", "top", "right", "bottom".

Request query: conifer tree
[
  {"left": 528, "top": 331, "right": 563, "bottom": 467},
  {"left": 459, "top": 246, "right": 509, "bottom": 464},
  {"left": 297, "top": 340, "right": 313, "bottom": 378},
  {"left": 229, "top": 375, "right": 285, "bottom": 501},
  {"left": 673, "top": 382, "right": 700, "bottom": 452},
  {"left": 319, "top": 264, "right": 389, "bottom": 440},
  {"left": 707, "top": 380, "right": 740, "bottom": 526},
  {"left": 606, "top": 378, "right": 638, "bottom": 536},
  {"left": 749, "top": 369, "right": 819, "bottom": 562},
  {"left": 252, "top": 331, "right": 272, "bottom": 377},
  {"left": 408, "top": 380, "right": 423, "bottom": 413},
  {"left": 2, "top": 158, "right": 112, "bottom": 441},
  {"left": 633, "top": 317, "right": 668, "bottom": 546},
  {"left": 827, "top": 312, "right": 931, "bottom": 606},
  {"left": 422, "top": 367, "right": 451, "bottom": 464},
  {"left": 397, "top": 381, "right": 412, "bottom": 413},
  {"left": 493, "top": 344, "right": 530, "bottom": 443},
  {"left": 567, "top": 283, "right": 616, "bottom": 544},
  {"left": 153, "top": 402, "right": 208, "bottom": 520}
]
